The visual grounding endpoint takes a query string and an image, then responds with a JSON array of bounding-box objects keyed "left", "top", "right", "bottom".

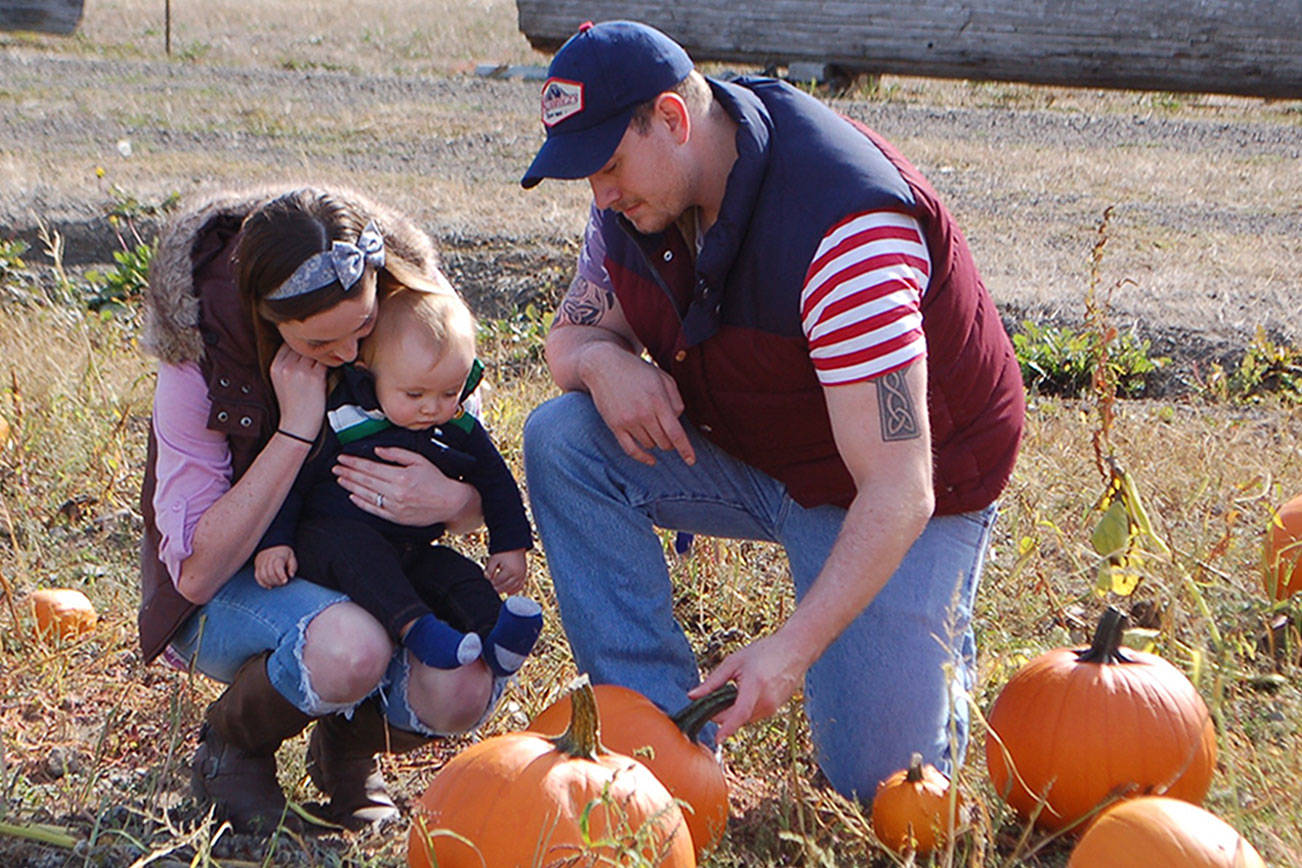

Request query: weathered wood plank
[
  {"left": 0, "top": 0, "right": 83, "bottom": 35},
  {"left": 516, "top": 1, "right": 1302, "bottom": 99}
]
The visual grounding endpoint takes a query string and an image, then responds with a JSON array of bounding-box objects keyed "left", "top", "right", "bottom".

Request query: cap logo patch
[{"left": 541, "top": 77, "right": 584, "bottom": 127}]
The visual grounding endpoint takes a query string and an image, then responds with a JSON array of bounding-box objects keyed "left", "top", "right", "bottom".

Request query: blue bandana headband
[{"left": 264, "top": 221, "right": 386, "bottom": 301}]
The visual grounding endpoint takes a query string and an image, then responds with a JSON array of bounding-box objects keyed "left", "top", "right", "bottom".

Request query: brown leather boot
[
  {"left": 190, "top": 652, "right": 313, "bottom": 834},
  {"left": 306, "top": 698, "right": 431, "bottom": 829}
]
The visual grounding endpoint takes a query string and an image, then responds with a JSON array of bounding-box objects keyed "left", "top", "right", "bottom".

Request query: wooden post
[
  {"left": 0, "top": 0, "right": 83, "bottom": 35},
  {"left": 516, "top": 0, "right": 1302, "bottom": 99}
]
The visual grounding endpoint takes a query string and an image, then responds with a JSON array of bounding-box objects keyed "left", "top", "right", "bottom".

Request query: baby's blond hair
[{"left": 360, "top": 286, "right": 475, "bottom": 370}]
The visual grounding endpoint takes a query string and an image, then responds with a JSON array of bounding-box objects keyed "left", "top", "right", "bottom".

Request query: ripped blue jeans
[{"left": 167, "top": 566, "right": 488, "bottom": 736}]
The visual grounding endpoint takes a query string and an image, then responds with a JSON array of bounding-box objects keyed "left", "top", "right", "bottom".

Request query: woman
[{"left": 139, "top": 187, "right": 496, "bottom": 833}]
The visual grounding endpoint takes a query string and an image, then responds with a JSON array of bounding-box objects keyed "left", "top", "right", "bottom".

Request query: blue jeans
[
  {"left": 523, "top": 393, "right": 996, "bottom": 798},
  {"left": 168, "top": 567, "right": 459, "bottom": 736}
]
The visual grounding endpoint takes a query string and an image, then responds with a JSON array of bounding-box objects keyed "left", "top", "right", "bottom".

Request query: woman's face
[{"left": 275, "top": 275, "right": 379, "bottom": 366}]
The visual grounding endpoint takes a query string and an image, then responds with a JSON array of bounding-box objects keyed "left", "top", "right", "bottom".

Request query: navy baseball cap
[{"left": 520, "top": 20, "right": 694, "bottom": 189}]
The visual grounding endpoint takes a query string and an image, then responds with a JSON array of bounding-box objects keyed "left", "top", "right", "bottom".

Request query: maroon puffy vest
[
  {"left": 599, "top": 77, "right": 1024, "bottom": 514},
  {"left": 137, "top": 214, "right": 274, "bottom": 662}
]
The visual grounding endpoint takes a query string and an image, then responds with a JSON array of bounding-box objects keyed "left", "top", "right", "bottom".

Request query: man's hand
[
  {"left": 687, "top": 630, "right": 815, "bottom": 742},
  {"left": 254, "top": 545, "right": 296, "bottom": 588},
  {"left": 485, "top": 549, "right": 528, "bottom": 595},
  {"left": 581, "top": 343, "right": 696, "bottom": 467}
]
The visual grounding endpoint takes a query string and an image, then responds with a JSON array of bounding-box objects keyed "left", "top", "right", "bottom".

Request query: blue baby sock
[
  {"left": 483, "top": 596, "right": 543, "bottom": 677},
  {"left": 403, "top": 614, "right": 482, "bottom": 669}
]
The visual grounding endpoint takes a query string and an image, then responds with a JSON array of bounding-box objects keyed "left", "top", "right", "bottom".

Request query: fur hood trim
[{"left": 140, "top": 185, "right": 439, "bottom": 365}]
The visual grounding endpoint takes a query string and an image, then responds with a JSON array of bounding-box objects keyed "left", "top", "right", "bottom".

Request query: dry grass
[
  {"left": 1, "top": 270, "right": 1300, "bottom": 865},
  {"left": 2, "top": 2, "right": 1301, "bottom": 866}
]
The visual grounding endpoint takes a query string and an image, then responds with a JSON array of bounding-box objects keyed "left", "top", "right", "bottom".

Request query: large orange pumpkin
[
  {"left": 408, "top": 677, "right": 695, "bottom": 868},
  {"left": 31, "top": 588, "right": 97, "bottom": 643},
  {"left": 1067, "top": 796, "right": 1265, "bottom": 867},
  {"left": 528, "top": 682, "right": 735, "bottom": 858},
  {"left": 985, "top": 607, "right": 1216, "bottom": 832},
  {"left": 871, "top": 752, "right": 962, "bottom": 856},
  {"left": 1264, "top": 493, "right": 1302, "bottom": 600}
]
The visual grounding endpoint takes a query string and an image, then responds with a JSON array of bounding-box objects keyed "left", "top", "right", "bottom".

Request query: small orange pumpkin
[
  {"left": 1067, "top": 796, "right": 1265, "bottom": 867},
  {"left": 31, "top": 588, "right": 97, "bottom": 643},
  {"left": 986, "top": 607, "right": 1216, "bottom": 832},
  {"left": 528, "top": 682, "right": 736, "bottom": 858},
  {"left": 871, "top": 752, "right": 962, "bottom": 855},
  {"left": 408, "top": 677, "right": 695, "bottom": 868},
  {"left": 1264, "top": 493, "right": 1302, "bottom": 600}
]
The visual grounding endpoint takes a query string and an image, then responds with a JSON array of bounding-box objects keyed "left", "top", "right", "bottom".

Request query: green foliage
[
  {"left": 1200, "top": 327, "right": 1302, "bottom": 404},
  {"left": 104, "top": 185, "right": 180, "bottom": 223},
  {"left": 83, "top": 242, "right": 153, "bottom": 314},
  {"left": 477, "top": 303, "right": 550, "bottom": 378},
  {"left": 1012, "top": 319, "right": 1167, "bottom": 397},
  {"left": 0, "top": 238, "right": 27, "bottom": 276}
]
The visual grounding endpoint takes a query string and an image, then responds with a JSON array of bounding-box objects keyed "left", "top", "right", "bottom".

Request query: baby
[{"left": 255, "top": 285, "right": 541, "bottom": 677}]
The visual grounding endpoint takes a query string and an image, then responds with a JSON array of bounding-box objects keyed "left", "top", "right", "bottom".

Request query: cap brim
[{"left": 520, "top": 106, "right": 636, "bottom": 189}]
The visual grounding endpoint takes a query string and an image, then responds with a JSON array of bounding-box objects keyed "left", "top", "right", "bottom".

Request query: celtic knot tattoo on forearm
[
  {"left": 876, "top": 370, "right": 921, "bottom": 441},
  {"left": 555, "top": 276, "right": 615, "bottom": 326}
]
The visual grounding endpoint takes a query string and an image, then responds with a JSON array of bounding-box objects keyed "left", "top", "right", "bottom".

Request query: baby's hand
[
  {"left": 254, "top": 545, "right": 297, "bottom": 589},
  {"left": 485, "top": 549, "right": 528, "bottom": 595}
]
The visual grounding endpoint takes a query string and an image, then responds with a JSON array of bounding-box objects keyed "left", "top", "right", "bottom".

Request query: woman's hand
[
  {"left": 333, "top": 446, "right": 483, "bottom": 530},
  {"left": 269, "top": 344, "right": 327, "bottom": 440}
]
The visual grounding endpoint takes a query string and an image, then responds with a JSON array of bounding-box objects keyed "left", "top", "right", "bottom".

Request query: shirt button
[
  {"left": 240, "top": 384, "right": 251, "bottom": 394},
  {"left": 239, "top": 416, "right": 252, "bottom": 427},
  {"left": 662, "top": 250, "right": 673, "bottom": 262},
  {"left": 218, "top": 377, "right": 230, "bottom": 387},
  {"left": 674, "top": 350, "right": 686, "bottom": 362},
  {"left": 700, "top": 424, "right": 713, "bottom": 433},
  {"left": 216, "top": 411, "right": 229, "bottom": 422}
]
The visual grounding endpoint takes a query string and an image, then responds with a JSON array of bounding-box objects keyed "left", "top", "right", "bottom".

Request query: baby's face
[{"left": 371, "top": 331, "right": 475, "bottom": 430}]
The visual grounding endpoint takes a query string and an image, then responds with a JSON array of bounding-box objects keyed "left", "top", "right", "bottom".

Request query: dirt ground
[{"left": 1, "top": 1, "right": 1300, "bottom": 389}]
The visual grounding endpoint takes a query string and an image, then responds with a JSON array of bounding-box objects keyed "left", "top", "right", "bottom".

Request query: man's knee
[{"left": 523, "top": 393, "right": 599, "bottom": 463}]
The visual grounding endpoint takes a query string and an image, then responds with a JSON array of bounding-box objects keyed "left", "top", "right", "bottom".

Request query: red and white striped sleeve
[{"left": 800, "top": 210, "right": 931, "bottom": 386}]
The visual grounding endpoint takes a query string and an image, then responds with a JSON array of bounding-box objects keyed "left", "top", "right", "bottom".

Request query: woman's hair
[{"left": 234, "top": 188, "right": 432, "bottom": 380}]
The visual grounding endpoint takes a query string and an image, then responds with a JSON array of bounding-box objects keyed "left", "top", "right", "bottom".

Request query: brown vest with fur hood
[{"left": 137, "top": 188, "right": 438, "bottom": 663}]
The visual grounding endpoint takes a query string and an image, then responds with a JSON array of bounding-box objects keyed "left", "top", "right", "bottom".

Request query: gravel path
[{"left": 3, "top": 49, "right": 1299, "bottom": 390}]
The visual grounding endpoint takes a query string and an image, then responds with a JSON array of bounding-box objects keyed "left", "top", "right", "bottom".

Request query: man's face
[{"left": 587, "top": 112, "right": 689, "bottom": 234}]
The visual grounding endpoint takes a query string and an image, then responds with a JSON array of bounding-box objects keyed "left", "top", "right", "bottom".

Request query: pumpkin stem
[
  {"left": 906, "top": 752, "right": 925, "bottom": 783},
  {"left": 550, "top": 675, "right": 605, "bottom": 760},
  {"left": 670, "top": 683, "right": 739, "bottom": 743},
  {"left": 1075, "top": 606, "right": 1135, "bottom": 664}
]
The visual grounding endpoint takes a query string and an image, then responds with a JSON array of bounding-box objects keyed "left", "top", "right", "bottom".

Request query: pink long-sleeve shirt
[{"left": 151, "top": 361, "right": 233, "bottom": 586}]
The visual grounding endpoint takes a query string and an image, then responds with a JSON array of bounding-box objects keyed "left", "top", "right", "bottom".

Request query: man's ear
[{"left": 656, "top": 92, "right": 692, "bottom": 144}]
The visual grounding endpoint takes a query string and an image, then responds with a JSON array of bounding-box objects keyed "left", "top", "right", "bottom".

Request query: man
[{"left": 520, "top": 19, "right": 1024, "bottom": 799}]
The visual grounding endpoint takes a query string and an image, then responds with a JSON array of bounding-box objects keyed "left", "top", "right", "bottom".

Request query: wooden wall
[
  {"left": 516, "top": 1, "right": 1302, "bottom": 99},
  {"left": 0, "top": 0, "right": 83, "bottom": 35}
]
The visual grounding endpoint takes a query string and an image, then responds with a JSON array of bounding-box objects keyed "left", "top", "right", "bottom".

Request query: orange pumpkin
[
  {"left": 408, "top": 677, "right": 695, "bottom": 868},
  {"left": 31, "top": 588, "right": 97, "bottom": 643},
  {"left": 1264, "top": 493, "right": 1302, "bottom": 600},
  {"left": 985, "top": 607, "right": 1216, "bottom": 832},
  {"left": 1068, "top": 796, "right": 1265, "bottom": 867},
  {"left": 871, "top": 752, "right": 962, "bottom": 855},
  {"left": 528, "top": 682, "right": 735, "bottom": 858}
]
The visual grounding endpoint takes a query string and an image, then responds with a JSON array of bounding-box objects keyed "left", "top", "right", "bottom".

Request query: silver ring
[{"left": 375, "top": 492, "right": 384, "bottom": 509}]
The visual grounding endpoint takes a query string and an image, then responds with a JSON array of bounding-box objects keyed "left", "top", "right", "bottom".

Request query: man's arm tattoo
[
  {"left": 876, "top": 370, "right": 921, "bottom": 441},
  {"left": 554, "top": 275, "right": 615, "bottom": 326}
]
